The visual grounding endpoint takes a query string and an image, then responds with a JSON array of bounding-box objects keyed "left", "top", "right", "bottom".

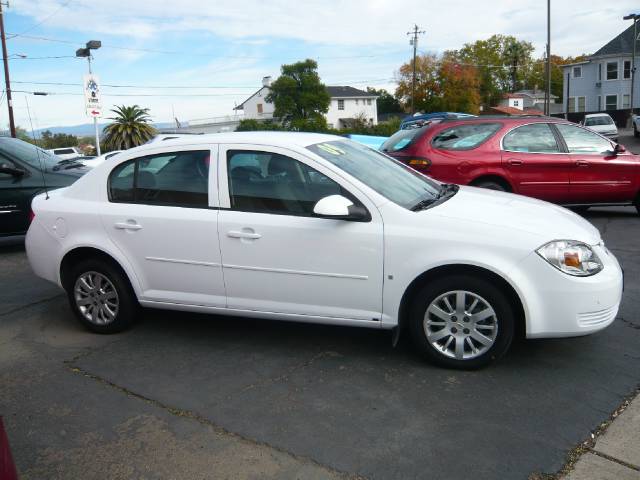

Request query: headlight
[{"left": 536, "top": 240, "right": 603, "bottom": 276}]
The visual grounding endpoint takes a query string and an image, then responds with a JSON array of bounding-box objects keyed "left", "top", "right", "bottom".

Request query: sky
[{"left": 2, "top": 0, "right": 639, "bottom": 129}]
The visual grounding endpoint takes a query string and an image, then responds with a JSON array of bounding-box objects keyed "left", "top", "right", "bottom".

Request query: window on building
[
  {"left": 605, "top": 95, "right": 617, "bottom": 110},
  {"left": 568, "top": 97, "right": 576, "bottom": 113},
  {"left": 606, "top": 61, "right": 618, "bottom": 80},
  {"left": 257, "top": 103, "right": 263, "bottom": 114},
  {"left": 502, "top": 123, "right": 560, "bottom": 153},
  {"left": 367, "top": 99, "right": 372, "bottom": 105},
  {"left": 355, "top": 99, "right": 359, "bottom": 105},
  {"left": 598, "top": 63, "right": 602, "bottom": 82},
  {"left": 623, "top": 94, "right": 631, "bottom": 109},
  {"left": 109, "top": 150, "right": 210, "bottom": 207},
  {"left": 573, "top": 66, "right": 582, "bottom": 78},
  {"left": 624, "top": 60, "right": 632, "bottom": 79},
  {"left": 577, "top": 96, "right": 586, "bottom": 112},
  {"left": 338, "top": 99, "right": 345, "bottom": 110},
  {"left": 513, "top": 100, "right": 520, "bottom": 107}
]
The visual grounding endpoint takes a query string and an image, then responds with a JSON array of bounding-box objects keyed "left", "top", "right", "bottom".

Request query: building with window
[
  {"left": 562, "top": 24, "right": 638, "bottom": 114},
  {"left": 234, "top": 79, "right": 378, "bottom": 130}
]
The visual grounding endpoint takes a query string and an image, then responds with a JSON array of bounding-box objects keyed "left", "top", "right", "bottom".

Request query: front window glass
[
  {"left": 584, "top": 116, "right": 614, "bottom": 126},
  {"left": 227, "top": 150, "right": 346, "bottom": 216},
  {"left": 502, "top": 123, "right": 560, "bottom": 153},
  {"left": 555, "top": 124, "right": 613, "bottom": 154},
  {"left": 380, "top": 125, "right": 428, "bottom": 153},
  {"left": 431, "top": 123, "right": 501, "bottom": 150},
  {"left": 109, "top": 150, "right": 210, "bottom": 207},
  {"left": 307, "top": 140, "right": 441, "bottom": 210}
]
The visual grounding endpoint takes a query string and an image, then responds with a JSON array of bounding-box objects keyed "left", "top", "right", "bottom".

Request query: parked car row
[{"left": 26, "top": 131, "right": 623, "bottom": 369}]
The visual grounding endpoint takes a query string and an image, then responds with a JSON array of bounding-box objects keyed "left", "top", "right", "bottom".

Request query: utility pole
[
  {"left": 407, "top": 24, "right": 425, "bottom": 114},
  {"left": 624, "top": 13, "right": 639, "bottom": 126},
  {"left": 545, "top": 0, "right": 551, "bottom": 116},
  {"left": 0, "top": 1, "right": 15, "bottom": 138}
]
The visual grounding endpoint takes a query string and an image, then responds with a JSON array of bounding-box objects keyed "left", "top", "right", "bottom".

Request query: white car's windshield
[
  {"left": 307, "top": 140, "right": 442, "bottom": 210},
  {"left": 584, "top": 116, "right": 614, "bottom": 126}
]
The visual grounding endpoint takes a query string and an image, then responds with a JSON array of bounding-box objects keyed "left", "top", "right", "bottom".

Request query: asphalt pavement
[{"left": 1, "top": 138, "right": 640, "bottom": 479}]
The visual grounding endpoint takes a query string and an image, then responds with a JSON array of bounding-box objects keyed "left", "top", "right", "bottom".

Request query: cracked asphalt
[{"left": 1, "top": 137, "right": 640, "bottom": 480}]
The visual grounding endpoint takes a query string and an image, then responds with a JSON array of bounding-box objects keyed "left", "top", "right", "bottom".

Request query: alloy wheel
[
  {"left": 74, "top": 271, "right": 119, "bottom": 325},
  {"left": 423, "top": 290, "right": 498, "bottom": 360}
]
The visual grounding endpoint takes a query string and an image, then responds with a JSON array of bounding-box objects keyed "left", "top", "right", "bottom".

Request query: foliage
[
  {"left": 39, "top": 130, "right": 79, "bottom": 149},
  {"left": 395, "top": 53, "right": 481, "bottom": 114},
  {"left": 265, "top": 59, "right": 330, "bottom": 129},
  {"left": 236, "top": 119, "right": 285, "bottom": 131},
  {"left": 102, "top": 105, "right": 157, "bottom": 150},
  {"left": 523, "top": 54, "right": 588, "bottom": 102},
  {"left": 366, "top": 87, "right": 403, "bottom": 114}
]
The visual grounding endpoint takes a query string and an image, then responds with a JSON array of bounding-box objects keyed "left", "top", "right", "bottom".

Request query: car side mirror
[
  {"left": 0, "top": 162, "right": 25, "bottom": 177},
  {"left": 313, "top": 195, "right": 369, "bottom": 221},
  {"left": 614, "top": 143, "right": 626, "bottom": 154}
]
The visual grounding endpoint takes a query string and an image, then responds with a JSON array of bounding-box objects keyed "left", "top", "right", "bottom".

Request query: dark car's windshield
[
  {"left": 380, "top": 125, "right": 429, "bottom": 153},
  {"left": 0, "top": 137, "right": 63, "bottom": 170},
  {"left": 307, "top": 140, "right": 443, "bottom": 210}
]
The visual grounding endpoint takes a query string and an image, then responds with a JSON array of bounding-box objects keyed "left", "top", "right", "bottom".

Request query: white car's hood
[{"left": 430, "top": 186, "right": 601, "bottom": 245}]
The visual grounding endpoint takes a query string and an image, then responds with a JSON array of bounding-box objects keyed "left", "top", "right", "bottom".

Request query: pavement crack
[
  {"left": 0, "top": 293, "right": 64, "bottom": 318},
  {"left": 65, "top": 362, "right": 366, "bottom": 480},
  {"left": 589, "top": 449, "right": 640, "bottom": 472}
]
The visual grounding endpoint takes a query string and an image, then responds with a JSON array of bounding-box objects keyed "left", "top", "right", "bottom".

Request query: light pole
[
  {"left": 76, "top": 40, "right": 102, "bottom": 155},
  {"left": 623, "top": 13, "right": 639, "bottom": 126},
  {"left": 407, "top": 25, "right": 425, "bottom": 115},
  {"left": 0, "top": 1, "right": 15, "bottom": 137}
]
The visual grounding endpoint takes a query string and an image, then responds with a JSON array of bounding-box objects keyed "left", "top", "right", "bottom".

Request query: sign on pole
[{"left": 83, "top": 74, "right": 102, "bottom": 118}]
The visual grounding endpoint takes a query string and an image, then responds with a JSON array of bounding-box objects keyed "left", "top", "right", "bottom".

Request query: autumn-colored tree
[
  {"left": 523, "top": 54, "right": 589, "bottom": 102},
  {"left": 438, "top": 62, "right": 481, "bottom": 114},
  {"left": 395, "top": 53, "right": 442, "bottom": 112}
]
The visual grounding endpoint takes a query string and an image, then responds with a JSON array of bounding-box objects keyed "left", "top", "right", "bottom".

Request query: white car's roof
[{"left": 137, "top": 131, "right": 342, "bottom": 151}]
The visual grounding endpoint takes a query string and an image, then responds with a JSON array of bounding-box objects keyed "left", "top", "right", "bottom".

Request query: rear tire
[
  {"left": 472, "top": 180, "right": 508, "bottom": 192},
  {"left": 408, "top": 274, "right": 515, "bottom": 369},
  {"left": 634, "top": 125, "right": 639, "bottom": 138},
  {"left": 65, "top": 258, "right": 138, "bottom": 334}
]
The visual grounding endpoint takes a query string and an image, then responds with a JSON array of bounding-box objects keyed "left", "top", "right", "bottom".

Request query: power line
[
  {"left": 12, "top": 80, "right": 256, "bottom": 89},
  {"left": 7, "top": 0, "right": 72, "bottom": 39},
  {"left": 13, "top": 89, "right": 249, "bottom": 97},
  {"left": 4, "top": 55, "right": 79, "bottom": 60}
]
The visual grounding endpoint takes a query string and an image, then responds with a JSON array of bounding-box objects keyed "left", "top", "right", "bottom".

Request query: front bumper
[{"left": 512, "top": 244, "right": 623, "bottom": 339}]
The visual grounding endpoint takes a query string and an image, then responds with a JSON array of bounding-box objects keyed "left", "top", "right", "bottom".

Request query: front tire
[
  {"left": 408, "top": 274, "right": 515, "bottom": 369},
  {"left": 66, "top": 258, "right": 138, "bottom": 333},
  {"left": 472, "top": 180, "right": 507, "bottom": 192}
]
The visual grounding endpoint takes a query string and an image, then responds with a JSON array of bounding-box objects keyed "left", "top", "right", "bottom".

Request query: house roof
[
  {"left": 326, "top": 86, "right": 376, "bottom": 98},
  {"left": 515, "top": 89, "right": 559, "bottom": 100},
  {"left": 488, "top": 105, "right": 544, "bottom": 116},
  {"left": 593, "top": 23, "right": 638, "bottom": 56},
  {"left": 234, "top": 86, "right": 269, "bottom": 110},
  {"left": 503, "top": 93, "right": 525, "bottom": 99}
]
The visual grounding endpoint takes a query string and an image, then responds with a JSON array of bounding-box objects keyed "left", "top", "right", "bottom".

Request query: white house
[{"left": 234, "top": 77, "right": 378, "bottom": 129}]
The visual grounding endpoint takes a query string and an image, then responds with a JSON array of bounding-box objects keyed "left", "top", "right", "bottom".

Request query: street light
[
  {"left": 623, "top": 13, "right": 640, "bottom": 126},
  {"left": 76, "top": 40, "right": 102, "bottom": 155}
]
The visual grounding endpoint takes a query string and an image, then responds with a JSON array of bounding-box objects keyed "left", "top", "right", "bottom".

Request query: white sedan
[
  {"left": 25, "top": 132, "right": 623, "bottom": 368},
  {"left": 81, "top": 150, "right": 123, "bottom": 169}
]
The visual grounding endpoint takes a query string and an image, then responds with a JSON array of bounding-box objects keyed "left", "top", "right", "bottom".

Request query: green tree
[
  {"left": 39, "top": 130, "right": 79, "bottom": 149},
  {"left": 523, "top": 54, "right": 588, "bottom": 102},
  {"left": 366, "top": 87, "right": 402, "bottom": 114},
  {"left": 102, "top": 105, "right": 157, "bottom": 150},
  {"left": 265, "top": 59, "right": 330, "bottom": 130}
]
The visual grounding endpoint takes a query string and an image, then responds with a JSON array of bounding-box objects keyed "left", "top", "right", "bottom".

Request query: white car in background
[
  {"left": 81, "top": 150, "right": 123, "bottom": 168},
  {"left": 46, "top": 146, "right": 83, "bottom": 160},
  {"left": 582, "top": 113, "right": 618, "bottom": 142},
  {"left": 25, "top": 132, "right": 623, "bottom": 369}
]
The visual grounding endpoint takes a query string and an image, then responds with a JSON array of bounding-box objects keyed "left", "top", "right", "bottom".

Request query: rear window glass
[
  {"left": 54, "top": 148, "right": 76, "bottom": 154},
  {"left": 431, "top": 123, "right": 502, "bottom": 150},
  {"left": 380, "top": 126, "right": 429, "bottom": 153}
]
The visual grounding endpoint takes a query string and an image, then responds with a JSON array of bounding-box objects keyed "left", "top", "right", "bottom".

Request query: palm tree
[{"left": 102, "top": 105, "right": 157, "bottom": 150}]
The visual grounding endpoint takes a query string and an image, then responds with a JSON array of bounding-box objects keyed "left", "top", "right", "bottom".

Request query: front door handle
[
  {"left": 508, "top": 159, "right": 523, "bottom": 166},
  {"left": 576, "top": 160, "right": 589, "bottom": 167},
  {"left": 114, "top": 221, "right": 143, "bottom": 231},
  {"left": 227, "top": 230, "right": 261, "bottom": 240}
]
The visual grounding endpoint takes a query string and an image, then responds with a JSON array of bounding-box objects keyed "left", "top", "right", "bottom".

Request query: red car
[{"left": 381, "top": 116, "right": 640, "bottom": 214}]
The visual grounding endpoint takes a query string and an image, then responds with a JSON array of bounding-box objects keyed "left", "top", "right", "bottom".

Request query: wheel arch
[
  {"left": 396, "top": 264, "right": 526, "bottom": 342},
  {"left": 59, "top": 245, "right": 141, "bottom": 297},
  {"left": 469, "top": 174, "right": 513, "bottom": 192}
]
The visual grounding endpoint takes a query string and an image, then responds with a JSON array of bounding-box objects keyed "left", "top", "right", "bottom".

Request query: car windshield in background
[
  {"left": 432, "top": 123, "right": 502, "bottom": 150},
  {"left": 380, "top": 126, "right": 429, "bottom": 153},
  {"left": 307, "top": 140, "right": 442, "bottom": 210},
  {"left": 0, "top": 137, "right": 62, "bottom": 170},
  {"left": 584, "top": 116, "right": 614, "bottom": 126}
]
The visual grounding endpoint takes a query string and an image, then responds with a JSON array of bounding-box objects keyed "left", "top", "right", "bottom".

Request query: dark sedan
[{"left": 0, "top": 137, "right": 88, "bottom": 236}]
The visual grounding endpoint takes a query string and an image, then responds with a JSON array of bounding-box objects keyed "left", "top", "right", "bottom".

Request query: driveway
[{"left": 1, "top": 205, "right": 639, "bottom": 480}]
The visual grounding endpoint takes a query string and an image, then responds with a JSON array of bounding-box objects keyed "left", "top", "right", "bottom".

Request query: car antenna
[{"left": 25, "top": 96, "right": 49, "bottom": 200}]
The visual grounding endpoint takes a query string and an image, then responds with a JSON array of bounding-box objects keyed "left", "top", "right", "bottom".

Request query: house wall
[
  {"left": 325, "top": 97, "right": 378, "bottom": 129},
  {"left": 241, "top": 87, "right": 275, "bottom": 120},
  {"left": 562, "top": 56, "right": 640, "bottom": 113}
]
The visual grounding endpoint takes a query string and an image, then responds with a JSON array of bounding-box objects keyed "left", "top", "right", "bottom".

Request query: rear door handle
[
  {"left": 227, "top": 230, "right": 261, "bottom": 240},
  {"left": 114, "top": 221, "right": 143, "bottom": 231},
  {"left": 576, "top": 160, "right": 589, "bottom": 167},
  {"left": 508, "top": 159, "right": 523, "bottom": 166}
]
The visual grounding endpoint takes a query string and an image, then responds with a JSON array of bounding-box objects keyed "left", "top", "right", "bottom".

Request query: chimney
[{"left": 262, "top": 76, "right": 272, "bottom": 87}]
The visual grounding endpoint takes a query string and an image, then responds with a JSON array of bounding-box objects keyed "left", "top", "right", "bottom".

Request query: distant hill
[{"left": 33, "top": 122, "right": 180, "bottom": 138}]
